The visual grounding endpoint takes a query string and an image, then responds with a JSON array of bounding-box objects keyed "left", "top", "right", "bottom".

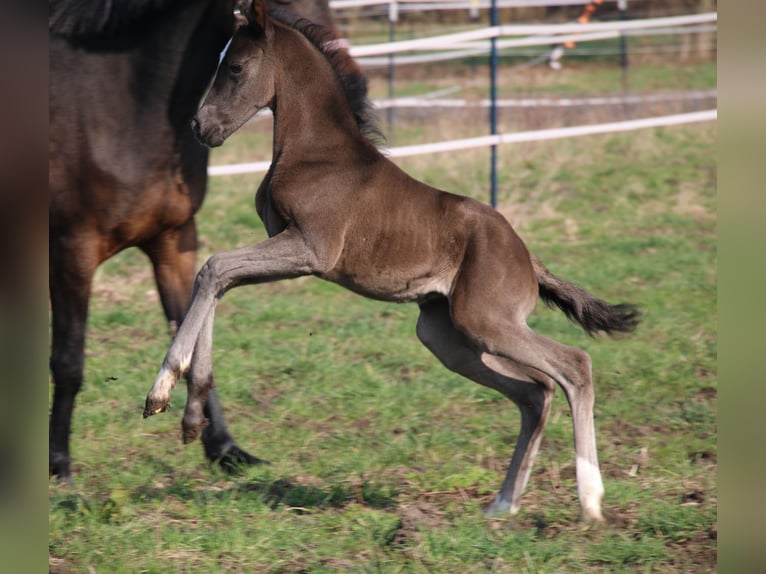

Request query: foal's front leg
[
  {"left": 144, "top": 228, "right": 320, "bottom": 419},
  {"left": 182, "top": 305, "right": 216, "bottom": 444}
]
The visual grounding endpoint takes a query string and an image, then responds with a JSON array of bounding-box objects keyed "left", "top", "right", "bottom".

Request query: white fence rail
[
  {"left": 357, "top": 23, "right": 717, "bottom": 66},
  {"left": 208, "top": 110, "right": 716, "bottom": 177},
  {"left": 331, "top": 0, "right": 594, "bottom": 9},
  {"left": 372, "top": 89, "right": 716, "bottom": 109},
  {"left": 347, "top": 13, "right": 716, "bottom": 57}
]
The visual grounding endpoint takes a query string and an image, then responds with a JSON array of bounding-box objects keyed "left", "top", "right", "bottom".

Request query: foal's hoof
[
  {"left": 581, "top": 508, "right": 606, "bottom": 524},
  {"left": 143, "top": 396, "right": 170, "bottom": 418},
  {"left": 483, "top": 497, "right": 513, "bottom": 517},
  {"left": 216, "top": 445, "right": 270, "bottom": 474},
  {"left": 144, "top": 367, "right": 180, "bottom": 418},
  {"left": 182, "top": 417, "right": 209, "bottom": 445}
]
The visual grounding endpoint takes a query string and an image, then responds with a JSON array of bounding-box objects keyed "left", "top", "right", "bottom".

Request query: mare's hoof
[
  {"left": 143, "top": 396, "right": 170, "bottom": 418},
  {"left": 216, "top": 445, "right": 269, "bottom": 474},
  {"left": 49, "top": 457, "right": 73, "bottom": 485}
]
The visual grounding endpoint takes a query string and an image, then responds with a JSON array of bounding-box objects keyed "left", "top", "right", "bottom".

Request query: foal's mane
[
  {"left": 269, "top": 8, "right": 385, "bottom": 146},
  {"left": 50, "top": 0, "right": 180, "bottom": 38}
]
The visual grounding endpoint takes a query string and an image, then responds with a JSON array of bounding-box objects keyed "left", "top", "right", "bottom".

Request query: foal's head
[
  {"left": 193, "top": 0, "right": 275, "bottom": 147},
  {"left": 192, "top": 0, "right": 381, "bottom": 149}
]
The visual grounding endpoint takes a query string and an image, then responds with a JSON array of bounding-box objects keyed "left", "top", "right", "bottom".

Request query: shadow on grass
[
  {"left": 239, "top": 478, "right": 396, "bottom": 510},
  {"left": 129, "top": 475, "right": 397, "bottom": 512}
]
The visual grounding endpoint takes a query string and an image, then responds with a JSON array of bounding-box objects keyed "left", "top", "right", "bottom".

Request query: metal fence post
[
  {"left": 489, "top": 0, "right": 499, "bottom": 208},
  {"left": 387, "top": 0, "right": 398, "bottom": 133}
]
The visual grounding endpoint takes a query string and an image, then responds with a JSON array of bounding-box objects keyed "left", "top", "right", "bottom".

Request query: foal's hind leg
[
  {"left": 142, "top": 225, "right": 262, "bottom": 470},
  {"left": 417, "top": 298, "right": 554, "bottom": 516},
  {"left": 450, "top": 273, "right": 605, "bottom": 521}
]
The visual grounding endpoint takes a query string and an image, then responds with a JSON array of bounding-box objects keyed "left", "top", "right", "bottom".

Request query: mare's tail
[{"left": 530, "top": 255, "right": 641, "bottom": 336}]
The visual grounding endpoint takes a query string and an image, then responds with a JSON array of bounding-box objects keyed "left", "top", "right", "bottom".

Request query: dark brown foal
[{"left": 145, "top": 0, "right": 640, "bottom": 521}]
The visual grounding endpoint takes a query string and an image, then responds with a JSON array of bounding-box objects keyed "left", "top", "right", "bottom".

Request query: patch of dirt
[
  {"left": 694, "top": 386, "right": 717, "bottom": 400},
  {"left": 604, "top": 419, "right": 672, "bottom": 448},
  {"left": 689, "top": 450, "right": 717, "bottom": 465},
  {"left": 673, "top": 184, "right": 715, "bottom": 222},
  {"left": 390, "top": 501, "right": 448, "bottom": 546},
  {"left": 664, "top": 529, "right": 718, "bottom": 573},
  {"left": 317, "top": 557, "right": 359, "bottom": 571},
  {"left": 49, "top": 556, "right": 76, "bottom": 574}
]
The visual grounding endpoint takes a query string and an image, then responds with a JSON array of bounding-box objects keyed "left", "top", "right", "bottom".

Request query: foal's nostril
[{"left": 191, "top": 117, "right": 201, "bottom": 137}]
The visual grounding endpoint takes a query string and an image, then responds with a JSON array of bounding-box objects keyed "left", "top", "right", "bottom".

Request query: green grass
[{"left": 50, "top": 70, "right": 716, "bottom": 572}]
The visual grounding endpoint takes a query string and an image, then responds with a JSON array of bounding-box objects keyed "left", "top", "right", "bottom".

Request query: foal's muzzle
[{"left": 191, "top": 107, "right": 226, "bottom": 148}]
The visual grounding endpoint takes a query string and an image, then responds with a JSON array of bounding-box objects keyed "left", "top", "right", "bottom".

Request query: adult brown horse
[
  {"left": 144, "top": 1, "right": 641, "bottom": 521},
  {"left": 49, "top": 0, "right": 338, "bottom": 482}
]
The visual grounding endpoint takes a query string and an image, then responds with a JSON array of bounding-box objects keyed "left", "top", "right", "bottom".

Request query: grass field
[{"left": 49, "top": 54, "right": 716, "bottom": 572}]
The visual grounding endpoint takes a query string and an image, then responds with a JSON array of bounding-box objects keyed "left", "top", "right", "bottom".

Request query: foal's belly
[
  {"left": 318, "top": 214, "right": 461, "bottom": 303},
  {"left": 321, "top": 265, "right": 453, "bottom": 304}
]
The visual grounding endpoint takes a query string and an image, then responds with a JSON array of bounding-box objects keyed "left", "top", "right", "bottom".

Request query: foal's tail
[{"left": 530, "top": 255, "right": 641, "bottom": 336}]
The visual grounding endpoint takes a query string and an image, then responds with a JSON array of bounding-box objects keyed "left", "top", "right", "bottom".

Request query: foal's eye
[{"left": 229, "top": 63, "right": 243, "bottom": 75}]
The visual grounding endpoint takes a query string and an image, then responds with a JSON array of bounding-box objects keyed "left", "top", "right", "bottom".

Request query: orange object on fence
[{"left": 564, "top": 0, "right": 604, "bottom": 48}]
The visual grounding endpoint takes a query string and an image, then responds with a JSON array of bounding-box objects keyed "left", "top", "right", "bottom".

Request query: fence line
[
  {"left": 356, "top": 23, "right": 717, "bottom": 67},
  {"left": 331, "top": 0, "right": 592, "bottom": 9},
  {"left": 348, "top": 13, "right": 716, "bottom": 57},
  {"left": 241, "top": 89, "right": 716, "bottom": 119},
  {"left": 208, "top": 109, "right": 716, "bottom": 177},
  {"left": 372, "top": 89, "right": 717, "bottom": 109}
]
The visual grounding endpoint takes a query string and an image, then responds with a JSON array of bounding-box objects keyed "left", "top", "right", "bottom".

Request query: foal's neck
[{"left": 270, "top": 25, "right": 368, "bottom": 160}]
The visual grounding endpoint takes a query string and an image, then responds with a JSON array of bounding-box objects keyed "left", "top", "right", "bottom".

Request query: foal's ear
[{"left": 234, "top": 0, "right": 266, "bottom": 31}]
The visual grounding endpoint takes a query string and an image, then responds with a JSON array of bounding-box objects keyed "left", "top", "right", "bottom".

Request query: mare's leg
[
  {"left": 416, "top": 298, "right": 554, "bottom": 516},
  {"left": 49, "top": 238, "right": 98, "bottom": 481},
  {"left": 448, "top": 249, "right": 605, "bottom": 522},
  {"left": 144, "top": 227, "right": 320, "bottom": 420},
  {"left": 142, "top": 224, "right": 263, "bottom": 469},
  {"left": 141, "top": 222, "right": 198, "bottom": 336}
]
